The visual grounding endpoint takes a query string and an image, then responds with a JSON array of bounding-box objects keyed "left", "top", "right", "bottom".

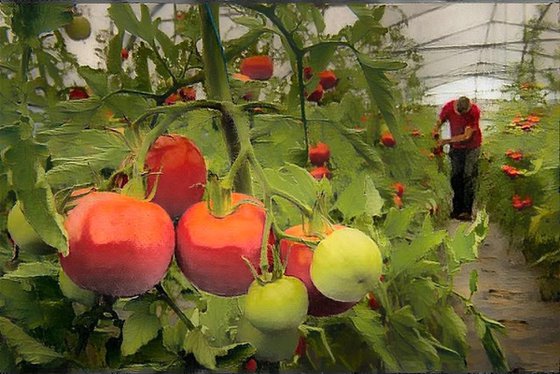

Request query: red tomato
[
  {"left": 310, "top": 166, "right": 331, "bottom": 180},
  {"left": 308, "top": 142, "right": 330, "bottom": 166},
  {"left": 121, "top": 48, "right": 129, "bottom": 60},
  {"left": 178, "top": 87, "right": 196, "bottom": 101},
  {"left": 367, "top": 292, "right": 380, "bottom": 310},
  {"left": 68, "top": 87, "right": 89, "bottom": 100},
  {"left": 60, "top": 192, "right": 175, "bottom": 297},
  {"left": 393, "top": 182, "right": 405, "bottom": 197},
  {"left": 279, "top": 225, "right": 356, "bottom": 317},
  {"left": 164, "top": 93, "right": 180, "bottom": 105},
  {"left": 318, "top": 70, "right": 337, "bottom": 89},
  {"left": 306, "top": 84, "right": 324, "bottom": 103},
  {"left": 244, "top": 358, "right": 257, "bottom": 373},
  {"left": 175, "top": 193, "right": 274, "bottom": 296},
  {"left": 381, "top": 131, "right": 396, "bottom": 147},
  {"left": 303, "top": 66, "right": 313, "bottom": 80},
  {"left": 145, "top": 135, "right": 207, "bottom": 218},
  {"left": 295, "top": 336, "right": 306, "bottom": 357},
  {"left": 393, "top": 195, "right": 403, "bottom": 209},
  {"left": 240, "top": 56, "right": 273, "bottom": 80}
]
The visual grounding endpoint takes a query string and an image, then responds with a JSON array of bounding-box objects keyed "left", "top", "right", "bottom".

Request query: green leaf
[
  {"left": 358, "top": 58, "right": 402, "bottom": 130},
  {"left": 447, "top": 223, "right": 477, "bottom": 265},
  {"left": 469, "top": 269, "right": 479, "bottom": 296},
  {"left": 11, "top": 4, "right": 72, "bottom": 41},
  {"left": 391, "top": 226, "right": 446, "bottom": 276},
  {"left": 474, "top": 315, "right": 509, "bottom": 372},
  {"left": 107, "top": 31, "right": 124, "bottom": 75},
  {"left": 383, "top": 207, "right": 415, "bottom": 239},
  {"left": 4, "top": 262, "right": 59, "bottom": 279},
  {"left": 121, "top": 300, "right": 162, "bottom": 356},
  {"left": 162, "top": 322, "right": 187, "bottom": 354},
  {"left": 0, "top": 338, "right": 16, "bottom": 372},
  {"left": 433, "top": 305, "right": 468, "bottom": 359},
  {"left": 183, "top": 328, "right": 248, "bottom": 370},
  {"left": 331, "top": 122, "right": 384, "bottom": 169},
  {"left": 78, "top": 66, "right": 108, "bottom": 96},
  {"left": 523, "top": 158, "right": 543, "bottom": 176},
  {"left": 308, "top": 43, "right": 337, "bottom": 73},
  {"left": 4, "top": 137, "right": 69, "bottom": 255},
  {"left": 0, "top": 316, "right": 63, "bottom": 365},
  {"left": 335, "top": 175, "right": 383, "bottom": 220},
  {"left": 199, "top": 295, "right": 242, "bottom": 347},
  {"left": 404, "top": 278, "right": 438, "bottom": 320},
  {"left": 350, "top": 304, "right": 399, "bottom": 371},
  {"left": 224, "top": 29, "right": 265, "bottom": 61},
  {"left": 155, "top": 28, "right": 178, "bottom": 63},
  {"left": 232, "top": 16, "right": 264, "bottom": 29},
  {"left": 264, "top": 163, "right": 317, "bottom": 208},
  {"left": 108, "top": 4, "right": 154, "bottom": 44}
]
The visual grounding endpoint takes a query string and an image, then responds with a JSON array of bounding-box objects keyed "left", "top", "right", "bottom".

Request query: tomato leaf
[
  {"left": 108, "top": 4, "right": 155, "bottom": 44},
  {"left": 0, "top": 279, "right": 45, "bottom": 329},
  {"left": 469, "top": 269, "right": 479, "bottom": 296},
  {"left": 335, "top": 175, "right": 384, "bottom": 220},
  {"left": 199, "top": 295, "right": 242, "bottom": 347},
  {"left": 4, "top": 136, "right": 69, "bottom": 255},
  {"left": 383, "top": 207, "right": 415, "bottom": 239},
  {"left": 349, "top": 304, "right": 399, "bottom": 371},
  {"left": 0, "top": 316, "right": 63, "bottom": 365},
  {"left": 473, "top": 315, "right": 509, "bottom": 372},
  {"left": 3, "top": 262, "right": 59, "bottom": 279},
  {"left": 162, "top": 321, "right": 187, "bottom": 354},
  {"left": 10, "top": 4, "right": 72, "bottom": 41},
  {"left": 121, "top": 299, "right": 162, "bottom": 356},
  {"left": 107, "top": 31, "right": 124, "bottom": 75},
  {"left": 264, "top": 163, "right": 317, "bottom": 208},
  {"left": 183, "top": 328, "right": 250, "bottom": 370},
  {"left": 308, "top": 43, "right": 337, "bottom": 73}
]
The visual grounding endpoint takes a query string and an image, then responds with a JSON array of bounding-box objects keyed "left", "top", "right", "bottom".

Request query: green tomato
[
  {"left": 311, "top": 228, "right": 382, "bottom": 303},
  {"left": 244, "top": 276, "right": 308, "bottom": 332},
  {"left": 59, "top": 270, "right": 97, "bottom": 307},
  {"left": 7, "top": 202, "right": 55, "bottom": 256},
  {"left": 236, "top": 318, "right": 299, "bottom": 362},
  {"left": 64, "top": 16, "right": 91, "bottom": 41}
]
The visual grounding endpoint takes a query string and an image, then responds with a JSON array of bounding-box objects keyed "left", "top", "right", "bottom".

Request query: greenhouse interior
[{"left": 0, "top": 2, "right": 559, "bottom": 373}]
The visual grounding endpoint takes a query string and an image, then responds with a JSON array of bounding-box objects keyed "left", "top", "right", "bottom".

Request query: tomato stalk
[
  {"left": 199, "top": 3, "right": 252, "bottom": 194},
  {"left": 155, "top": 284, "right": 195, "bottom": 330},
  {"left": 206, "top": 174, "right": 233, "bottom": 218}
]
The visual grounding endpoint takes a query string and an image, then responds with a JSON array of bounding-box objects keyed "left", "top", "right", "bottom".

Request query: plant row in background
[{"left": 0, "top": 3, "right": 512, "bottom": 372}]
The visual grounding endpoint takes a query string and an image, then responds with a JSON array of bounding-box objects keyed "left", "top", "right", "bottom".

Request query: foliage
[{"left": 0, "top": 3, "right": 509, "bottom": 372}]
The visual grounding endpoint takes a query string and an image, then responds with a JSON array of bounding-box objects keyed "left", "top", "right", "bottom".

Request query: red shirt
[{"left": 439, "top": 100, "right": 482, "bottom": 149}]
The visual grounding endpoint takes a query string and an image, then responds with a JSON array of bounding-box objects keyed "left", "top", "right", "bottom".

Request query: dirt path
[{"left": 452, "top": 222, "right": 560, "bottom": 372}]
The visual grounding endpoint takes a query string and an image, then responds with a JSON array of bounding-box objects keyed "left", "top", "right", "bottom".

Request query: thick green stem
[
  {"left": 156, "top": 284, "right": 195, "bottom": 330},
  {"left": 199, "top": 4, "right": 252, "bottom": 194},
  {"left": 206, "top": 174, "right": 233, "bottom": 218}
]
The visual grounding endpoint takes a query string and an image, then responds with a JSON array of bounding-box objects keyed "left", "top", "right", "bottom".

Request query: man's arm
[
  {"left": 437, "top": 126, "right": 474, "bottom": 146},
  {"left": 432, "top": 118, "right": 444, "bottom": 139}
]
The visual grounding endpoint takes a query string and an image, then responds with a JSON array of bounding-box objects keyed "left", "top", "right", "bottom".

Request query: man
[{"left": 433, "top": 96, "right": 482, "bottom": 221}]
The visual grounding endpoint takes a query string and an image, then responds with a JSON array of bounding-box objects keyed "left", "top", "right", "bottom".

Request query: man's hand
[
  {"left": 431, "top": 128, "right": 440, "bottom": 140},
  {"left": 436, "top": 138, "right": 449, "bottom": 147}
]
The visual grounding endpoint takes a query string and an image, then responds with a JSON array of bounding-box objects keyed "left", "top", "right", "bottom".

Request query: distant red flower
[
  {"left": 69, "top": 87, "right": 89, "bottom": 100},
  {"left": 501, "top": 165, "right": 521, "bottom": 178}
]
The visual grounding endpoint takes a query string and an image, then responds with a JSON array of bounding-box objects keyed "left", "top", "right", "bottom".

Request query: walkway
[{"left": 453, "top": 222, "right": 560, "bottom": 372}]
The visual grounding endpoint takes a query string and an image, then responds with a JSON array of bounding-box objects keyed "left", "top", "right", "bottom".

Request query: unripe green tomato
[
  {"left": 244, "top": 276, "right": 308, "bottom": 332},
  {"left": 7, "top": 202, "right": 55, "bottom": 256},
  {"left": 64, "top": 16, "right": 91, "bottom": 41},
  {"left": 236, "top": 318, "right": 299, "bottom": 362},
  {"left": 59, "top": 270, "right": 96, "bottom": 307},
  {"left": 311, "top": 228, "right": 382, "bottom": 302}
]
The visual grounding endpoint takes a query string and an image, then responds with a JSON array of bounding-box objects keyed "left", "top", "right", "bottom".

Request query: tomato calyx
[{"left": 206, "top": 174, "right": 234, "bottom": 218}]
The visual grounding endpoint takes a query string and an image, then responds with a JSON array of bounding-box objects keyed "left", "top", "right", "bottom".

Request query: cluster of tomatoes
[
  {"left": 8, "top": 128, "right": 384, "bottom": 363},
  {"left": 308, "top": 142, "right": 332, "bottom": 181},
  {"left": 511, "top": 113, "right": 540, "bottom": 132}
]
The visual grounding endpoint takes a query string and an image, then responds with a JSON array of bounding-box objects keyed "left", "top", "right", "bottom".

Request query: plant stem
[
  {"left": 199, "top": 3, "right": 252, "bottom": 194},
  {"left": 156, "top": 284, "right": 195, "bottom": 330}
]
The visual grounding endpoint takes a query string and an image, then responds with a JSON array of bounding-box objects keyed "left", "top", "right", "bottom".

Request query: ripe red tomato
[
  {"left": 306, "top": 84, "right": 324, "bottom": 103},
  {"left": 60, "top": 192, "right": 175, "bottom": 297},
  {"left": 244, "top": 358, "right": 257, "bottom": 373},
  {"left": 308, "top": 142, "right": 330, "bottom": 166},
  {"left": 318, "top": 70, "right": 337, "bottom": 89},
  {"left": 178, "top": 87, "right": 196, "bottom": 101},
  {"left": 68, "top": 87, "right": 89, "bottom": 100},
  {"left": 366, "top": 292, "right": 380, "bottom": 310},
  {"left": 280, "top": 225, "right": 356, "bottom": 317},
  {"left": 240, "top": 56, "right": 273, "bottom": 80},
  {"left": 145, "top": 134, "right": 207, "bottom": 218},
  {"left": 164, "top": 93, "right": 180, "bottom": 105},
  {"left": 393, "top": 182, "right": 405, "bottom": 197},
  {"left": 294, "top": 336, "right": 306, "bottom": 357},
  {"left": 303, "top": 66, "right": 313, "bottom": 80},
  {"left": 393, "top": 194, "right": 403, "bottom": 209},
  {"left": 121, "top": 48, "right": 129, "bottom": 60},
  {"left": 175, "top": 193, "right": 273, "bottom": 296},
  {"left": 310, "top": 166, "right": 331, "bottom": 180},
  {"left": 380, "top": 131, "right": 396, "bottom": 147}
]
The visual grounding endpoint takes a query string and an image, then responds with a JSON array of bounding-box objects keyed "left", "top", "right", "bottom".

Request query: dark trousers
[{"left": 449, "top": 148, "right": 480, "bottom": 215}]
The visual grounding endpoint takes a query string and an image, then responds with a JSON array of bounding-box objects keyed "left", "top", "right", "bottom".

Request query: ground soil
[{"left": 452, "top": 221, "right": 560, "bottom": 372}]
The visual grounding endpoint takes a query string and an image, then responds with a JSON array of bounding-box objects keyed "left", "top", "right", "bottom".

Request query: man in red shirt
[{"left": 433, "top": 96, "right": 482, "bottom": 221}]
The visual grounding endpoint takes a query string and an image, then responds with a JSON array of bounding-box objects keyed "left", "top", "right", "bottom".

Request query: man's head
[{"left": 456, "top": 96, "right": 471, "bottom": 114}]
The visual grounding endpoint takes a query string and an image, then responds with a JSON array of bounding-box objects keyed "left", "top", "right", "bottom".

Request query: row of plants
[
  {"left": 477, "top": 4, "right": 559, "bottom": 301},
  {"left": 0, "top": 3, "right": 508, "bottom": 372}
]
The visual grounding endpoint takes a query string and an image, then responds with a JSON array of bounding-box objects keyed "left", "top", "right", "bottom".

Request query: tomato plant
[{"left": 0, "top": 3, "right": 512, "bottom": 372}]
